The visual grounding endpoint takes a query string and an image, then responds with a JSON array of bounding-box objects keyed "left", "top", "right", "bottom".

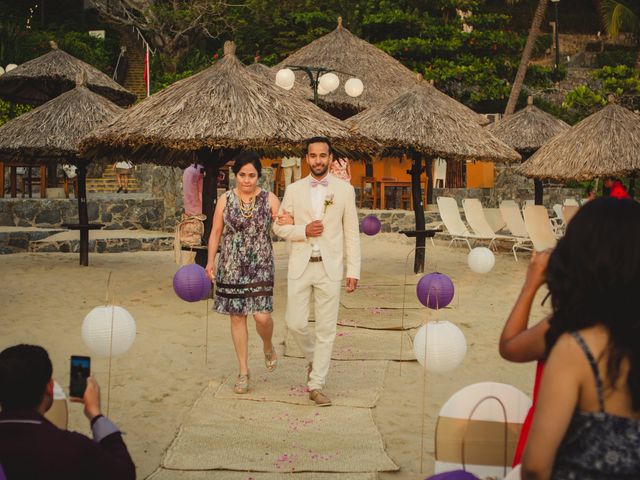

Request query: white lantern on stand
[
  {"left": 468, "top": 247, "right": 495, "bottom": 274},
  {"left": 318, "top": 72, "right": 340, "bottom": 93},
  {"left": 412, "top": 321, "right": 466, "bottom": 373},
  {"left": 82, "top": 305, "right": 136, "bottom": 357},
  {"left": 5, "top": 64, "right": 17, "bottom": 72},
  {"left": 345, "top": 77, "right": 364, "bottom": 97},
  {"left": 275, "top": 68, "right": 296, "bottom": 90},
  {"left": 0, "top": 66, "right": 5, "bottom": 76}
]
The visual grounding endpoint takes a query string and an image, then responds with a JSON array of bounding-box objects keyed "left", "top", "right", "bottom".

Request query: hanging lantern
[
  {"left": 416, "top": 272, "right": 454, "bottom": 309},
  {"left": 0, "top": 66, "right": 4, "bottom": 76},
  {"left": 345, "top": 78, "right": 364, "bottom": 97},
  {"left": 468, "top": 247, "right": 495, "bottom": 274},
  {"left": 317, "top": 83, "right": 329, "bottom": 96},
  {"left": 318, "top": 72, "right": 340, "bottom": 93},
  {"left": 412, "top": 321, "right": 466, "bottom": 373},
  {"left": 275, "top": 68, "right": 295, "bottom": 90},
  {"left": 360, "top": 214, "right": 381, "bottom": 236},
  {"left": 173, "top": 264, "right": 211, "bottom": 302},
  {"left": 5, "top": 64, "right": 17, "bottom": 72},
  {"left": 82, "top": 305, "right": 136, "bottom": 357}
]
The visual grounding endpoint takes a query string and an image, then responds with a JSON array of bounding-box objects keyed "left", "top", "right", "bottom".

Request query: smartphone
[{"left": 69, "top": 355, "right": 91, "bottom": 398}]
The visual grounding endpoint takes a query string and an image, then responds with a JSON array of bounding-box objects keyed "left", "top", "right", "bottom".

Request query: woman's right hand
[
  {"left": 205, "top": 262, "right": 215, "bottom": 282},
  {"left": 525, "top": 249, "right": 551, "bottom": 291}
]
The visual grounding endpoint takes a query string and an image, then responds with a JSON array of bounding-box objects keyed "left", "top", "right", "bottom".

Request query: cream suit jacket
[{"left": 273, "top": 174, "right": 361, "bottom": 282}]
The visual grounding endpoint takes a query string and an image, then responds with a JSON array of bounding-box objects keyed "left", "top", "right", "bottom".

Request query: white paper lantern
[
  {"left": 345, "top": 77, "right": 364, "bottom": 97},
  {"left": 468, "top": 247, "right": 495, "bottom": 274},
  {"left": 317, "top": 83, "right": 329, "bottom": 95},
  {"left": 5, "top": 64, "right": 17, "bottom": 72},
  {"left": 412, "top": 321, "right": 466, "bottom": 373},
  {"left": 0, "top": 66, "right": 4, "bottom": 76},
  {"left": 318, "top": 72, "right": 340, "bottom": 93},
  {"left": 275, "top": 68, "right": 295, "bottom": 90},
  {"left": 505, "top": 465, "right": 521, "bottom": 479},
  {"left": 82, "top": 305, "right": 136, "bottom": 357}
]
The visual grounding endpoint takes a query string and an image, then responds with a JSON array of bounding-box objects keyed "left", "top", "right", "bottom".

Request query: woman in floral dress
[{"left": 205, "top": 152, "right": 291, "bottom": 394}]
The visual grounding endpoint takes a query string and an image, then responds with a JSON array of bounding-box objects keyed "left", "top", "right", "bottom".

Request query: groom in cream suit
[{"left": 273, "top": 137, "right": 360, "bottom": 406}]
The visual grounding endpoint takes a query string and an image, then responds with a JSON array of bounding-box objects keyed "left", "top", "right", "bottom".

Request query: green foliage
[
  {"left": 0, "top": 99, "right": 31, "bottom": 128},
  {"left": 562, "top": 85, "right": 607, "bottom": 120},
  {"left": 595, "top": 49, "right": 637, "bottom": 67},
  {"left": 591, "top": 65, "right": 640, "bottom": 95}
]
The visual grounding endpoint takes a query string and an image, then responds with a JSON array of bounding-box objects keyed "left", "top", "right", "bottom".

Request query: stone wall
[{"left": 0, "top": 197, "right": 178, "bottom": 230}]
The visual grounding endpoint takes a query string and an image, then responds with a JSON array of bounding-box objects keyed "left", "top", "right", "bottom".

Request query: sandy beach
[{"left": 0, "top": 234, "right": 550, "bottom": 478}]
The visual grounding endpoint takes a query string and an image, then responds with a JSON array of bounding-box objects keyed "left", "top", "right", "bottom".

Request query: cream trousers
[{"left": 285, "top": 261, "right": 341, "bottom": 391}]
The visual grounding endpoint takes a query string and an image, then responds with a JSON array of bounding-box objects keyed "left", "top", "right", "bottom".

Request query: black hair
[
  {"left": 544, "top": 197, "right": 640, "bottom": 409},
  {"left": 304, "top": 136, "right": 333, "bottom": 155},
  {"left": 0, "top": 344, "right": 52, "bottom": 410},
  {"left": 231, "top": 151, "right": 262, "bottom": 177}
]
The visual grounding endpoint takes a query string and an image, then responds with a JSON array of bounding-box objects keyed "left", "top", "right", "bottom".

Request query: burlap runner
[{"left": 148, "top": 469, "right": 377, "bottom": 479}]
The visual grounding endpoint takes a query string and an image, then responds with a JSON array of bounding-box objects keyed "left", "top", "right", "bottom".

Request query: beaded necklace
[{"left": 237, "top": 190, "right": 258, "bottom": 218}]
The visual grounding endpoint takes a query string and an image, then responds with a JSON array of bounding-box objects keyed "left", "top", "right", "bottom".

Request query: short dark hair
[
  {"left": 304, "top": 136, "right": 333, "bottom": 155},
  {"left": 0, "top": 344, "right": 52, "bottom": 410},
  {"left": 231, "top": 151, "right": 262, "bottom": 177}
]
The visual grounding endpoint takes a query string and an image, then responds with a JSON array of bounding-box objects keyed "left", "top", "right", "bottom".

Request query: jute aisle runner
[
  {"left": 148, "top": 469, "right": 376, "bottom": 479},
  {"left": 311, "top": 307, "right": 424, "bottom": 330},
  {"left": 160, "top": 391, "right": 398, "bottom": 473}
]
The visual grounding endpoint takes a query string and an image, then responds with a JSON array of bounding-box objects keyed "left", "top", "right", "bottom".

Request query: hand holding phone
[{"left": 69, "top": 355, "right": 90, "bottom": 398}]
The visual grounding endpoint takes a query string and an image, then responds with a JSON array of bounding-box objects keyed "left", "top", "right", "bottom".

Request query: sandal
[
  {"left": 264, "top": 347, "right": 278, "bottom": 372},
  {"left": 234, "top": 371, "right": 250, "bottom": 394}
]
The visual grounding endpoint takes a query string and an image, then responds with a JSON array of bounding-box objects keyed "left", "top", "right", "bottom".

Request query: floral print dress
[{"left": 214, "top": 189, "right": 274, "bottom": 314}]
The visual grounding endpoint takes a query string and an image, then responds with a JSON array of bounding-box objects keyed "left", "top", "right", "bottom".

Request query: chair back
[
  {"left": 562, "top": 205, "right": 579, "bottom": 225},
  {"left": 437, "top": 197, "right": 470, "bottom": 236},
  {"left": 499, "top": 202, "right": 528, "bottom": 238},
  {"left": 462, "top": 199, "right": 495, "bottom": 237},
  {"left": 523, "top": 205, "right": 557, "bottom": 251},
  {"left": 552, "top": 204, "right": 564, "bottom": 222},
  {"left": 484, "top": 208, "right": 507, "bottom": 233},
  {"left": 563, "top": 198, "right": 579, "bottom": 206}
]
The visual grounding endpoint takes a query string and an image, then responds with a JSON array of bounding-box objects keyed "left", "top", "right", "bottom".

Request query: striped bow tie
[{"left": 310, "top": 178, "right": 328, "bottom": 187}]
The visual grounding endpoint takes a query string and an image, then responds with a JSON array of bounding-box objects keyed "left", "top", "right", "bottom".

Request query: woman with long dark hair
[{"left": 522, "top": 198, "right": 640, "bottom": 479}]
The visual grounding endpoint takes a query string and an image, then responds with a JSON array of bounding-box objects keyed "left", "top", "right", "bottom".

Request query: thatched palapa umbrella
[
  {"left": 486, "top": 96, "right": 570, "bottom": 204},
  {"left": 0, "top": 82, "right": 124, "bottom": 265},
  {"left": 517, "top": 99, "right": 640, "bottom": 196},
  {"left": 82, "top": 41, "right": 372, "bottom": 264},
  {"left": 0, "top": 43, "right": 136, "bottom": 107},
  {"left": 348, "top": 78, "right": 520, "bottom": 272}
]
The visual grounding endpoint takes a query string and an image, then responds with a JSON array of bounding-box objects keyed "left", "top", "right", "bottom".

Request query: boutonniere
[{"left": 324, "top": 193, "right": 335, "bottom": 213}]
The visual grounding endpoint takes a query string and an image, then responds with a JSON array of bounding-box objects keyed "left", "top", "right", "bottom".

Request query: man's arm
[
  {"left": 343, "top": 186, "right": 361, "bottom": 281},
  {"left": 272, "top": 186, "right": 307, "bottom": 241}
]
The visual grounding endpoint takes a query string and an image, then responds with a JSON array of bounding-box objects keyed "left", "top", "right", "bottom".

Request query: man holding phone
[{"left": 0, "top": 344, "right": 136, "bottom": 479}]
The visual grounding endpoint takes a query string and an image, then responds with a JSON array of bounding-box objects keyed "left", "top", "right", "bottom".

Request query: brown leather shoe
[{"left": 309, "top": 389, "right": 332, "bottom": 406}]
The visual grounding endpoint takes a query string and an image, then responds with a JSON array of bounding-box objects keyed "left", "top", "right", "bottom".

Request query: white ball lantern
[
  {"left": 317, "top": 83, "right": 329, "bottom": 95},
  {"left": 0, "top": 66, "right": 5, "bottom": 76},
  {"left": 275, "top": 68, "right": 295, "bottom": 90},
  {"left": 5, "top": 64, "right": 17, "bottom": 72},
  {"left": 318, "top": 72, "right": 340, "bottom": 93},
  {"left": 468, "top": 247, "right": 495, "bottom": 274},
  {"left": 345, "top": 77, "right": 364, "bottom": 97},
  {"left": 413, "top": 321, "right": 467, "bottom": 373},
  {"left": 82, "top": 305, "right": 136, "bottom": 357}
]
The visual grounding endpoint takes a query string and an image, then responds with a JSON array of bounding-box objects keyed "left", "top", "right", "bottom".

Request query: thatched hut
[
  {"left": 517, "top": 101, "right": 640, "bottom": 186},
  {"left": 486, "top": 96, "right": 570, "bottom": 203},
  {"left": 348, "top": 79, "right": 520, "bottom": 271},
  {"left": 0, "top": 43, "right": 136, "bottom": 107},
  {"left": 81, "top": 41, "right": 373, "bottom": 264},
  {"left": 0, "top": 84, "right": 124, "bottom": 265}
]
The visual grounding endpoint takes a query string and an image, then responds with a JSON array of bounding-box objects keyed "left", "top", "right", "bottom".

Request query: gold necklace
[{"left": 237, "top": 191, "right": 257, "bottom": 218}]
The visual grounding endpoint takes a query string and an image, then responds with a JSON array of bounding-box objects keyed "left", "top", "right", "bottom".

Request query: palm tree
[
  {"left": 600, "top": 0, "right": 640, "bottom": 65},
  {"left": 504, "top": 0, "right": 550, "bottom": 115}
]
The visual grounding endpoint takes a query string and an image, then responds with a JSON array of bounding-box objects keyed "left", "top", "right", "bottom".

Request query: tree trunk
[
  {"left": 411, "top": 151, "right": 426, "bottom": 274},
  {"left": 504, "top": 0, "right": 549, "bottom": 115}
]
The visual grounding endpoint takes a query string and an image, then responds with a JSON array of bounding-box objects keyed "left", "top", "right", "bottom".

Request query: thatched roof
[
  {"left": 517, "top": 102, "right": 640, "bottom": 180},
  {"left": 245, "top": 62, "right": 313, "bottom": 99},
  {"left": 0, "top": 45, "right": 136, "bottom": 107},
  {"left": 347, "top": 81, "right": 521, "bottom": 163},
  {"left": 486, "top": 97, "right": 570, "bottom": 155},
  {"left": 0, "top": 84, "right": 123, "bottom": 163},
  {"left": 275, "top": 17, "right": 418, "bottom": 115},
  {"left": 80, "top": 42, "right": 373, "bottom": 165}
]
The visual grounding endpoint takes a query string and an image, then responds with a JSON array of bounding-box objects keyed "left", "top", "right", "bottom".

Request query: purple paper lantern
[
  {"left": 426, "top": 471, "right": 480, "bottom": 480},
  {"left": 416, "top": 272, "right": 454, "bottom": 310},
  {"left": 173, "top": 264, "right": 211, "bottom": 302},
  {"left": 360, "top": 214, "right": 381, "bottom": 236}
]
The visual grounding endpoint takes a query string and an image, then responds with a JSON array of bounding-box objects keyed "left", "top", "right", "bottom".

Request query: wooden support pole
[
  {"left": 411, "top": 151, "right": 426, "bottom": 274},
  {"left": 76, "top": 162, "right": 89, "bottom": 266},
  {"left": 534, "top": 179, "right": 543, "bottom": 205}
]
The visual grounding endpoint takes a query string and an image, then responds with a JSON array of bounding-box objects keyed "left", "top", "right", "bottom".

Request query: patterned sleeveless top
[
  {"left": 552, "top": 332, "right": 640, "bottom": 479},
  {"left": 330, "top": 158, "right": 350, "bottom": 181}
]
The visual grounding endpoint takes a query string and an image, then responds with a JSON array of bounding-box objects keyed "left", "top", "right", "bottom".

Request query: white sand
[{"left": 0, "top": 234, "right": 550, "bottom": 478}]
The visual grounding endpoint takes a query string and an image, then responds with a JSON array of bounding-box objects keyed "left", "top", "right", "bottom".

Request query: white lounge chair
[
  {"left": 499, "top": 201, "right": 534, "bottom": 261},
  {"left": 523, "top": 204, "right": 558, "bottom": 251},
  {"left": 462, "top": 198, "right": 521, "bottom": 251},
  {"left": 563, "top": 198, "right": 579, "bottom": 206},
  {"left": 436, "top": 196, "right": 494, "bottom": 250},
  {"left": 562, "top": 205, "right": 579, "bottom": 226}
]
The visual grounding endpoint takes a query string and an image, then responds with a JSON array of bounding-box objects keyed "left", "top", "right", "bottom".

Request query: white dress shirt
[{"left": 309, "top": 174, "right": 328, "bottom": 255}]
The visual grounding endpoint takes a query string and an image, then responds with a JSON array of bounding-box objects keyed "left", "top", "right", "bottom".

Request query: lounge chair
[
  {"left": 523, "top": 204, "right": 558, "bottom": 251},
  {"left": 562, "top": 205, "right": 579, "bottom": 225},
  {"left": 436, "top": 196, "right": 495, "bottom": 250},
  {"left": 563, "top": 198, "right": 579, "bottom": 206},
  {"left": 462, "top": 198, "right": 522, "bottom": 251},
  {"left": 499, "top": 201, "right": 534, "bottom": 261}
]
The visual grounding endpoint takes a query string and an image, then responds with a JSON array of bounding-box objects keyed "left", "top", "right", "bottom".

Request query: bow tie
[{"left": 310, "top": 178, "right": 328, "bottom": 188}]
